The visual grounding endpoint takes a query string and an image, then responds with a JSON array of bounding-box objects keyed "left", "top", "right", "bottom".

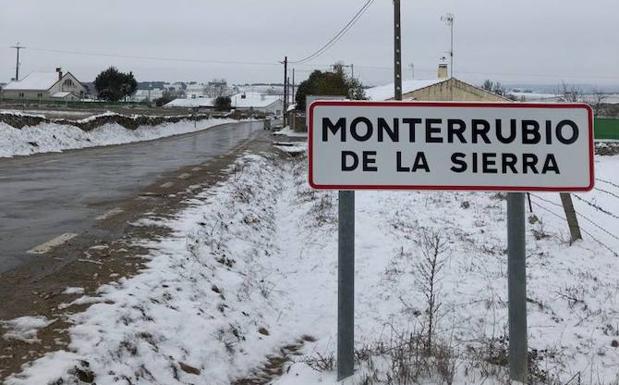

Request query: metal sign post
[
  {"left": 308, "top": 101, "right": 594, "bottom": 383},
  {"left": 507, "top": 192, "right": 528, "bottom": 383},
  {"left": 337, "top": 190, "right": 355, "bottom": 380}
]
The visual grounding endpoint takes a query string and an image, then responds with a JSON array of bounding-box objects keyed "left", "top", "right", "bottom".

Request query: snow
[
  {"left": 273, "top": 142, "right": 306, "bottom": 154},
  {"left": 0, "top": 118, "right": 235, "bottom": 158},
  {"left": 3, "top": 72, "right": 60, "bottom": 91},
  {"left": 62, "top": 287, "right": 85, "bottom": 295},
  {"left": 1, "top": 316, "right": 55, "bottom": 343},
  {"left": 164, "top": 97, "right": 214, "bottom": 108},
  {"left": 365, "top": 79, "right": 445, "bottom": 101},
  {"left": 5, "top": 152, "right": 619, "bottom": 384},
  {"left": 273, "top": 126, "right": 308, "bottom": 138}
]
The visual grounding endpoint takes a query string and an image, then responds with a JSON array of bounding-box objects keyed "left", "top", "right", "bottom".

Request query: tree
[
  {"left": 213, "top": 96, "right": 232, "bottom": 111},
  {"left": 590, "top": 88, "right": 607, "bottom": 117},
  {"left": 295, "top": 64, "right": 366, "bottom": 111},
  {"left": 94, "top": 67, "right": 138, "bottom": 102},
  {"left": 556, "top": 82, "right": 583, "bottom": 102},
  {"left": 481, "top": 79, "right": 506, "bottom": 96},
  {"left": 154, "top": 90, "right": 177, "bottom": 107}
]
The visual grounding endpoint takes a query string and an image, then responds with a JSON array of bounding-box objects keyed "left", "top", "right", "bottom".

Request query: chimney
[
  {"left": 437, "top": 63, "right": 448, "bottom": 79},
  {"left": 56, "top": 67, "right": 63, "bottom": 80}
]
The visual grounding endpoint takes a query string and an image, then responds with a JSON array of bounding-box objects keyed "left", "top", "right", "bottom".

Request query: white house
[
  {"left": 230, "top": 92, "right": 283, "bottom": 114},
  {"left": 1, "top": 68, "right": 87, "bottom": 101}
]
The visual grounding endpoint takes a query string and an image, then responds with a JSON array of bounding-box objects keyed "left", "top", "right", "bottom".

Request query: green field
[{"left": 595, "top": 118, "right": 619, "bottom": 140}]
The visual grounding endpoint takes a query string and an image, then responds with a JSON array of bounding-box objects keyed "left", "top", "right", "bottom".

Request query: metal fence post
[
  {"left": 337, "top": 190, "right": 355, "bottom": 380},
  {"left": 507, "top": 192, "right": 528, "bottom": 383}
]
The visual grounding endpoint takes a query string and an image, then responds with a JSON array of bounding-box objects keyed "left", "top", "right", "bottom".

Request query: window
[
  {"left": 63, "top": 79, "right": 74, "bottom": 87},
  {"left": 37, "top": 93, "right": 43, "bottom": 98},
  {"left": 19, "top": 92, "right": 24, "bottom": 98}
]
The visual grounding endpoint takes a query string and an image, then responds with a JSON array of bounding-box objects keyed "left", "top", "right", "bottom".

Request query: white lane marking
[
  {"left": 95, "top": 207, "right": 124, "bottom": 221},
  {"left": 191, "top": 167, "right": 202, "bottom": 172},
  {"left": 178, "top": 173, "right": 191, "bottom": 180},
  {"left": 27, "top": 233, "right": 78, "bottom": 255},
  {"left": 160, "top": 182, "right": 174, "bottom": 188}
]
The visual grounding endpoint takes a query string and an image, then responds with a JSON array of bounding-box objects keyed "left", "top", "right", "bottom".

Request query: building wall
[
  {"left": 406, "top": 78, "right": 508, "bottom": 102},
  {"left": 1, "top": 73, "right": 86, "bottom": 101},
  {"left": 1, "top": 90, "right": 49, "bottom": 100},
  {"left": 49, "top": 73, "right": 87, "bottom": 97}
]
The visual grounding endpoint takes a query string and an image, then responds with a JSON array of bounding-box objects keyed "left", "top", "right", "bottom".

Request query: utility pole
[
  {"left": 282, "top": 56, "right": 288, "bottom": 126},
  {"left": 393, "top": 0, "right": 402, "bottom": 100},
  {"left": 287, "top": 76, "right": 291, "bottom": 106},
  {"left": 410, "top": 63, "right": 415, "bottom": 79},
  {"left": 442, "top": 13, "right": 454, "bottom": 78},
  {"left": 11, "top": 42, "right": 25, "bottom": 81},
  {"left": 292, "top": 69, "right": 295, "bottom": 106}
]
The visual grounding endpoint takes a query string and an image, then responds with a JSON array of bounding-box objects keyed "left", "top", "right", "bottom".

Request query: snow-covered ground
[
  {"left": 4, "top": 152, "right": 619, "bottom": 385},
  {"left": 0, "top": 118, "right": 236, "bottom": 158}
]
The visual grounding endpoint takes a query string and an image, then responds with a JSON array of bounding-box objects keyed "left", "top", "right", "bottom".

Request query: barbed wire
[
  {"left": 596, "top": 178, "right": 619, "bottom": 189},
  {"left": 530, "top": 194, "right": 619, "bottom": 241},
  {"left": 571, "top": 195, "right": 619, "bottom": 220},
  {"left": 530, "top": 201, "right": 619, "bottom": 257}
]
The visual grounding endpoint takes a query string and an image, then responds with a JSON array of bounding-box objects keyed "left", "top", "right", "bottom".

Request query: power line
[
  {"left": 17, "top": 46, "right": 619, "bottom": 82},
  {"left": 25, "top": 47, "right": 281, "bottom": 67},
  {"left": 289, "top": 0, "right": 375, "bottom": 65}
]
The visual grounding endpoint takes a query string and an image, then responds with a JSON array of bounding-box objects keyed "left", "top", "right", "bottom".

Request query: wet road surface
[{"left": 0, "top": 121, "right": 261, "bottom": 272}]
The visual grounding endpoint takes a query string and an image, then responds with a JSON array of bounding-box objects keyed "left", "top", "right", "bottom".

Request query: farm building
[
  {"left": 366, "top": 64, "right": 508, "bottom": 102},
  {"left": 1, "top": 68, "right": 87, "bottom": 101}
]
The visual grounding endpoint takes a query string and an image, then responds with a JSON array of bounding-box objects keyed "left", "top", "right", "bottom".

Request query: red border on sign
[{"left": 307, "top": 100, "right": 595, "bottom": 192}]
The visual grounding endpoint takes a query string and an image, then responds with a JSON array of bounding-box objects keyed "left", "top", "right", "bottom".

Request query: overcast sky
[{"left": 1, "top": 0, "right": 617, "bottom": 87}]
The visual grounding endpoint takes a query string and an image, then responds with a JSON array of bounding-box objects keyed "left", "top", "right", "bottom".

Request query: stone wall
[{"left": 0, "top": 112, "right": 216, "bottom": 131}]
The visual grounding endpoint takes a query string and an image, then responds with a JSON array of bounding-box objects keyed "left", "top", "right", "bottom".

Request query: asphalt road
[{"left": 0, "top": 121, "right": 261, "bottom": 272}]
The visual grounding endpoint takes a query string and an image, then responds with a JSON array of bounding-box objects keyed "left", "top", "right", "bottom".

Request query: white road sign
[{"left": 309, "top": 101, "right": 594, "bottom": 191}]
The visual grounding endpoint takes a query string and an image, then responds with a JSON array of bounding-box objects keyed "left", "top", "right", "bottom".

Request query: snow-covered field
[
  {"left": 4, "top": 152, "right": 618, "bottom": 385},
  {"left": 0, "top": 118, "right": 236, "bottom": 158}
]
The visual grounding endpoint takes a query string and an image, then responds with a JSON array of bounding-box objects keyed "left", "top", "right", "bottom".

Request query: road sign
[{"left": 309, "top": 101, "right": 594, "bottom": 192}]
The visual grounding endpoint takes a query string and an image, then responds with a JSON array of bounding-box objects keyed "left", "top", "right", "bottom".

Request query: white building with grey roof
[{"left": 1, "top": 68, "right": 87, "bottom": 101}]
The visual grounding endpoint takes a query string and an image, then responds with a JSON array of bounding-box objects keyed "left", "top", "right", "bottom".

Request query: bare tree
[
  {"left": 415, "top": 231, "right": 448, "bottom": 353},
  {"left": 590, "top": 88, "right": 607, "bottom": 117},
  {"left": 557, "top": 81, "right": 583, "bottom": 102}
]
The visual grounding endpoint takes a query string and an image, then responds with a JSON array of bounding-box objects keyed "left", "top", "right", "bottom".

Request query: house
[
  {"left": 230, "top": 92, "right": 283, "bottom": 114},
  {"left": 130, "top": 88, "right": 165, "bottom": 102},
  {"left": 366, "top": 64, "right": 509, "bottom": 102},
  {"left": 1, "top": 68, "right": 87, "bottom": 101}
]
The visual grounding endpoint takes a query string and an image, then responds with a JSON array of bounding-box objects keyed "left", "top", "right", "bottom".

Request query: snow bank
[
  {"left": 7, "top": 152, "right": 619, "bottom": 384},
  {"left": 0, "top": 118, "right": 235, "bottom": 158},
  {"left": 272, "top": 126, "right": 307, "bottom": 138}
]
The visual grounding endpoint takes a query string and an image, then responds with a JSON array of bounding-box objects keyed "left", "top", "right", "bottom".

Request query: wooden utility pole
[
  {"left": 11, "top": 42, "right": 25, "bottom": 81},
  {"left": 282, "top": 56, "right": 288, "bottom": 126},
  {"left": 393, "top": 0, "right": 402, "bottom": 100},
  {"left": 560, "top": 193, "right": 582, "bottom": 243}
]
